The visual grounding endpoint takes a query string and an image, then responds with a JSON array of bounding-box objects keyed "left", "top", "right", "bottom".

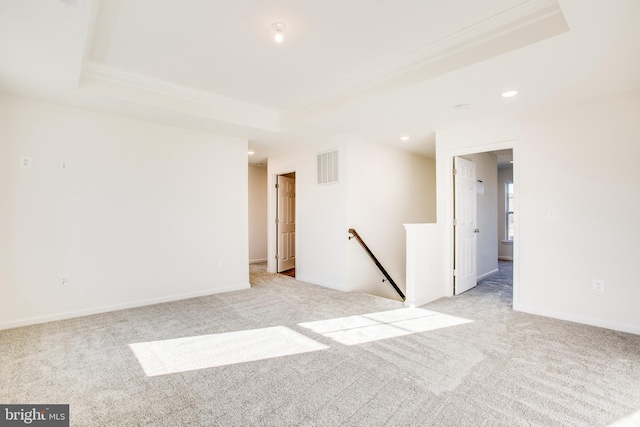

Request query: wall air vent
[{"left": 317, "top": 150, "right": 339, "bottom": 185}]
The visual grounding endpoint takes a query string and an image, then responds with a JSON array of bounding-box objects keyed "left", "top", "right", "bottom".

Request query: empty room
[{"left": 1, "top": 1, "right": 640, "bottom": 426}]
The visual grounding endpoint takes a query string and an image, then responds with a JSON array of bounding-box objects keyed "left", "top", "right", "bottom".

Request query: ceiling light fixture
[
  {"left": 400, "top": 136, "right": 410, "bottom": 141},
  {"left": 501, "top": 90, "right": 518, "bottom": 98},
  {"left": 248, "top": 150, "right": 255, "bottom": 155},
  {"left": 272, "top": 22, "right": 286, "bottom": 43}
]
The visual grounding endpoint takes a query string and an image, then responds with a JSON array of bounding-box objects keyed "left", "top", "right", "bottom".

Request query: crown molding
[
  {"left": 280, "top": 0, "right": 566, "bottom": 128},
  {"left": 82, "top": 61, "right": 280, "bottom": 131},
  {"left": 80, "top": 0, "right": 565, "bottom": 134}
]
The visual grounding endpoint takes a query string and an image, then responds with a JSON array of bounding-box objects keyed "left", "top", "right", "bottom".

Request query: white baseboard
[
  {"left": 404, "top": 294, "right": 443, "bottom": 308},
  {"left": 498, "top": 256, "right": 513, "bottom": 261},
  {"left": 249, "top": 258, "right": 267, "bottom": 264},
  {"left": 295, "top": 275, "right": 346, "bottom": 292},
  {"left": 515, "top": 304, "right": 640, "bottom": 336},
  {"left": 0, "top": 283, "right": 250, "bottom": 331},
  {"left": 477, "top": 268, "right": 499, "bottom": 281}
]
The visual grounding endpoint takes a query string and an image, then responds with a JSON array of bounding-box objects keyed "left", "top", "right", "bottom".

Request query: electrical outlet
[
  {"left": 21, "top": 156, "right": 32, "bottom": 168},
  {"left": 61, "top": 160, "right": 69, "bottom": 169},
  {"left": 219, "top": 260, "right": 225, "bottom": 268},
  {"left": 592, "top": 279, "right": 604, "bottom": 292},
  {"left": 60, "top": 275, "right": 69, "bottom": 288}
]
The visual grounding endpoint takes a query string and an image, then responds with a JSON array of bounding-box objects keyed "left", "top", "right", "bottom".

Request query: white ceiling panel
[
  {"left": 1, "top": 0, "right": 639, "bottom": 165},
  {"left": 88, "top": 0, "right": 529, "bottom": 109}
]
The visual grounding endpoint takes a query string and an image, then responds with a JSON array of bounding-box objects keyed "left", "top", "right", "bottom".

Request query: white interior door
[
  {"left": 454, "top": 157, "right": 478, "bottom": 295},
  {"left": 277, "top": 175, "right": 296, "bottom": 272}
]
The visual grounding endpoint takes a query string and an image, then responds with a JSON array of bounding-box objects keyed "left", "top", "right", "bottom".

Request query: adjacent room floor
[{"left": 1, "top": 261, "right": 639, "bottom": 426}]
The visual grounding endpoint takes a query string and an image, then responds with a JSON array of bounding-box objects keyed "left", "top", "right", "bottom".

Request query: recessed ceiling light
[
  {"left": 400, "top": 136, "right": 410, "bottom": 141},
  {"left": 272, "top": 22, "right": 286, "bottom": 43},
  {"left": 501, "top": 90, "right": 518, "bottom": 98},
  {"left": 248, "top": 150, "right": 255, "bottom": 155}
]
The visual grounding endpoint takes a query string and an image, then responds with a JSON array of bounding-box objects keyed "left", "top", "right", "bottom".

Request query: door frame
[
  {"left": 441, "top": 140, "right": 520, "bottom": 308},
  {"left": 267, "top": 168, "right": 297, "bottom": 274}
]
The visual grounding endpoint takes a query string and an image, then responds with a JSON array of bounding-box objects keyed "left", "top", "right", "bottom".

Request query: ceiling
[{"left": 1, "top": 0, "right": 639, "bottom": 166}]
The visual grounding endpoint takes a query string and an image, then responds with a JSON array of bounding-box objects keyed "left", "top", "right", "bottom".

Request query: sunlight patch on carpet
[
  {"left": 607, "top": 409, "right": 640, "bottom": 427},
  {"left": 129, "top": 326, "right": 329, "bottom": 376},
  {"left": 298, "top": 308, "right": 473, "bottom": 345}
]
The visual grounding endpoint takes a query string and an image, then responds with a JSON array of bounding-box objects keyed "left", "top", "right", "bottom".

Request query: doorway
[
  {"left": 453, "top": 150, "right": 514, "bottom": 296},
  {"left": 496, "top": 150, "right": 514, "bottom": 263},
  {"left": 276, "top": 172, "right": 296, "bottom": 276},
  {"left": 447, "top": 144, "right": 518, "bottom": 307}
]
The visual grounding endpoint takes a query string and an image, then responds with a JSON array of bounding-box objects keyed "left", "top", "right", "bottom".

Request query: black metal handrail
[{"left": 348, "top": 228, "right": 405, "bottom": 301}]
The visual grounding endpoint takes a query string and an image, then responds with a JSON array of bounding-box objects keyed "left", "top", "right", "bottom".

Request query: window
[{"left": 506, "top": 182, "right": 514, "bottom": 240}]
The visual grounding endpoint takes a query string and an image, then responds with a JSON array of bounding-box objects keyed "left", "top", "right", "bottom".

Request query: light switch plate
[
  {"left": 21, "top": 156, "right": 32, "bottom": 168},
  {"left": 546, "top": 209, "right": 557, "bottom": 221}
]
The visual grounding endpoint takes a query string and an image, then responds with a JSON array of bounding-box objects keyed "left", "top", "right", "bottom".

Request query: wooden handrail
[{"left": 348, "top": 228, "right": 405, "bottom": 301}]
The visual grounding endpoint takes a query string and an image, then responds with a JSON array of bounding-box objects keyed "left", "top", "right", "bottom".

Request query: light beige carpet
[{"left": 1, "top": 261, "right": 639, "bottom": 426}]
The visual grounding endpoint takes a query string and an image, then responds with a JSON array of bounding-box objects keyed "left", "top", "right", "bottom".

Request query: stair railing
[{"left": 348, "top": 228, "right": 405, "bottom": 301}]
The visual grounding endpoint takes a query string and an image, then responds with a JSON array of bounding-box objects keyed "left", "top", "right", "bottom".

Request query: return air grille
[{"left": 317, "top": 150, "right": 339, "bottom": 184}]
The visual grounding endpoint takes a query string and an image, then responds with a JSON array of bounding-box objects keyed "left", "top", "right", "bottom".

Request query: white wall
[
  {"left": 405, "top": 223, "right": 445, "bottom": 307},
  {"left": 460, "top": 152, "right": 498, "bottom": 279},
  {"left": 0, "top": 95, "right": 250, "bottom": 329},
  {"left": 435, "top": 89, "right": 640, "bottom": 335},
  {"left": 267, "top": 139, "right": 350, "bottom": 291},
  {"left": 267, "top": 138, "right": 436, "bottom": 299},
  {"left": 347, "top": 140, "right": 436, "bottom": 300},
  {"left": 498, "top": 167, "right": 514, "bottom": 260},
  {"left": 248, "top": 165, "right": 267, "bottom": 263}
]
